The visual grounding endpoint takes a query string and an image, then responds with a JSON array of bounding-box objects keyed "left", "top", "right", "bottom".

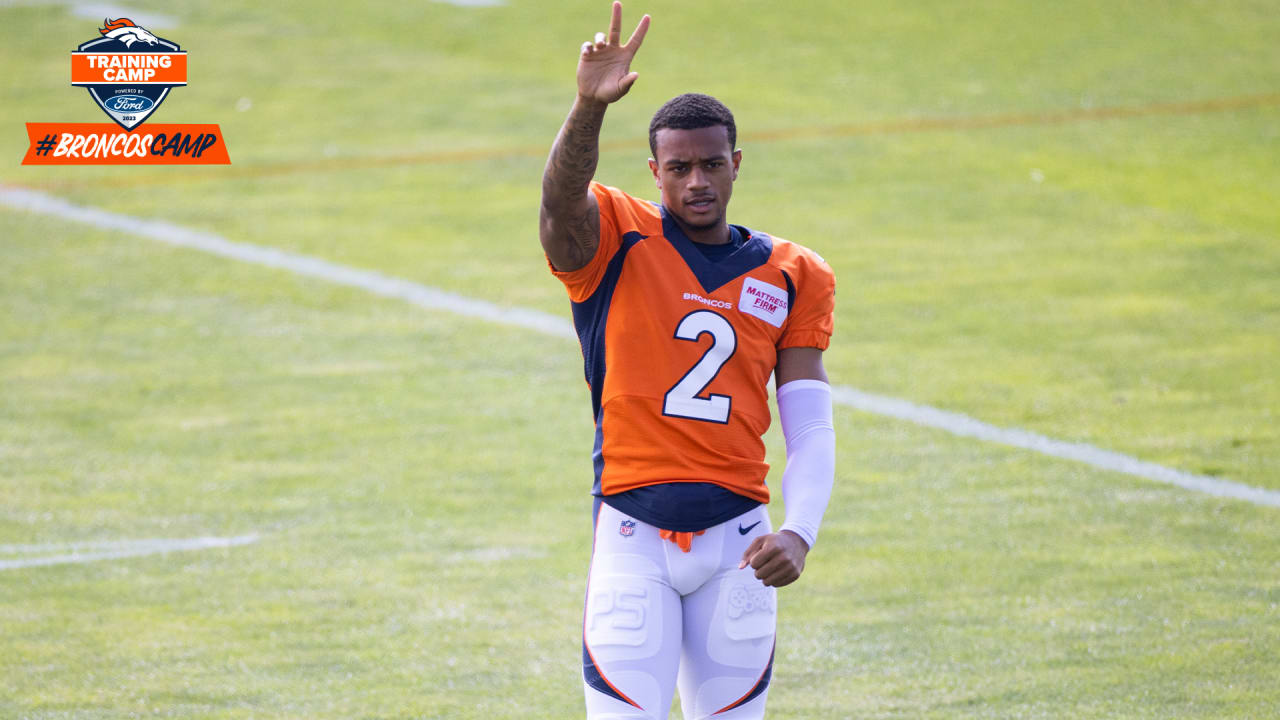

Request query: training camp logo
[
  {"left": 73, "top": 18, "right": 184, "bottom": 130},
  {"left": 22, "top": 17, "right": 229, "bottom": 165}
]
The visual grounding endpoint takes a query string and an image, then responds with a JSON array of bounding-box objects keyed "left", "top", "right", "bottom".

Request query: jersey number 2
[{"left": 663, "top": 310, "right": 737, "bottom": 424}]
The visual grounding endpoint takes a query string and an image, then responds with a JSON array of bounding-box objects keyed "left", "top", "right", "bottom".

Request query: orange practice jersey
[{"left": 551, "top": 182, "right": 835, "bottom": 505}]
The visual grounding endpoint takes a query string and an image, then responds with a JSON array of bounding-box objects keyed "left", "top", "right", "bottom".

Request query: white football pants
[{"left": 583, "top": 502, "right": 776, "bottom": 719}]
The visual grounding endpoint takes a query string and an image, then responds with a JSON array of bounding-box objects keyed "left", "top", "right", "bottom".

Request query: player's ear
[
  {"left": 648, "top": 158, "right": 661, "bottom": 188},
  {"left": 731, "top": 149, "right": 742, "bottom": 180}
]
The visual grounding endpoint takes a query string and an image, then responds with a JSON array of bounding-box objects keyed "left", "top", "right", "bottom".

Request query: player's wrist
[
  {"left": 779, "top": 528, "right": 811, "bottom": 553},
  {"left": 574, "top": 93, "right": 610, "bottom": 112}
]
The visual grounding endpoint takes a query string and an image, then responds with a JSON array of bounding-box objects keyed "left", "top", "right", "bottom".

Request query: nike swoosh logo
[{"left": 738, "top": 521, "right": 762, "bottom": 535}]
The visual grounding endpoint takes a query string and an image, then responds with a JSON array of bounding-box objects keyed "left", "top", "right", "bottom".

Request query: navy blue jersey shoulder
[{"left": 780, "top": 269, "right": 797, "bottom": 309}]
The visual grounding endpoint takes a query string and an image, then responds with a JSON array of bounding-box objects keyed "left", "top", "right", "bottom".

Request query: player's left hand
[{"left": 739, "top": 530, "right": 809, "bottom": 587}]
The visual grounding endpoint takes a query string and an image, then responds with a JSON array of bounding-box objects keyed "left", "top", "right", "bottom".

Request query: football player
[{"left": 539, "top": 4, "right": 837, "bottom": 718}]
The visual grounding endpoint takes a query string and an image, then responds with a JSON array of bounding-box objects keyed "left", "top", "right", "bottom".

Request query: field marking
[
  {"left": 830, "top": 388, "right": 1280, "bottom": 507},
  {"left": 2, "top": 186, "right": 1277, "bottom": 510},
  {"left": 0, "top": 187, "right": 576, "bottom": 341},
  {"left": 0, "top": 535, "right": 259, "bottom": 571},
  {"left": 23, "top": 92, "right": 1280, "bottom": 191},
  {"left": 0, "top": 0, "right": 178, "bottom": 26}
]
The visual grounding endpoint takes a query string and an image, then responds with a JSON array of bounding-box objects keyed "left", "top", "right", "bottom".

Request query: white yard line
[
  {"left": 0, "top": 535, "right": 259, "bottom": 571},
  {"left": 0, "top": 187, "right": 576, "bottom": 341},
  {"left": 830, "top": 387, "right": 1280, "bottom": 507},
  {"left": 67, "top": 2, "right": 176, "bottom": 26},
  {"left": 0, "top": 1, "right": 178, "bottom": 27},
  {"left": 2, "top": 185, "right": 1277, "bottom": 509}
]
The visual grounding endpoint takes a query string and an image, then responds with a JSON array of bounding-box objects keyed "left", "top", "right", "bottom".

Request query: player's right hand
[{"left": 577, "top": 1, "right": 650, "bottom": 105}]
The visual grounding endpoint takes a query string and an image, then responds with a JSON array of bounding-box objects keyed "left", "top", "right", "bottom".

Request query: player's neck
[{"left": 674, "top": 216, "right": 732, "bottom": 246}]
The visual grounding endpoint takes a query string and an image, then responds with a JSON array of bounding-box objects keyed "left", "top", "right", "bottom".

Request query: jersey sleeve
[
  {"left": 777, "top": 249, "right": 836, "bottom": 351},
  {"left": 546, "top": 182, "right": 627, "bottom": 303}
]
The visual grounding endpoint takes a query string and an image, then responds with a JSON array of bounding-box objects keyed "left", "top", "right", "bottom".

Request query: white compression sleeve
[{"left": 776, "top": 379, "right": 836, "bottom": 549}]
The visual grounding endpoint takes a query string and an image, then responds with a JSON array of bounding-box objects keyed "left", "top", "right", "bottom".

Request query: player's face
[{"left": 649, "top": 126, "right": 741, "bottom": 240}]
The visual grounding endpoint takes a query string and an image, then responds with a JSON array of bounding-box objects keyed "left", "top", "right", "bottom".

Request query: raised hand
[
  {"left": 577, "top": 1, "right": 650, "bottom": 105},
  {"left": 540, "top": 2, "right": 649, "bottom": 272}
]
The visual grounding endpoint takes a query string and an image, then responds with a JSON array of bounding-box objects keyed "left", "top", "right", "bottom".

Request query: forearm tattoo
[{"left": 541, "top": 103, "right": 606, "bottom": 266}]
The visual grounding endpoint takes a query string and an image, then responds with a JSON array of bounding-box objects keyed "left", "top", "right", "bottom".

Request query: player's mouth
[{"left": 686, "top": 196, "right": 716, "bottom": 212}]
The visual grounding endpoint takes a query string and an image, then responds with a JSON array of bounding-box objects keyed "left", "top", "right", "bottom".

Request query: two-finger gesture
[{"left": 578, "top": 1, "right": 650, "bottom": 105}]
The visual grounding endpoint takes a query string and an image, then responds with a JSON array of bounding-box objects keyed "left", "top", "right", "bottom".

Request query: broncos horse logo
[{"left": 99, "top": 18, "right": 160, "bottom": 48}]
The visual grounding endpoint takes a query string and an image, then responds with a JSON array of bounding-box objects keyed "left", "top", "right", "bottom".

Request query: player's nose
[{"left": 687, "top": 166, "right": 709, "bottom": 189}]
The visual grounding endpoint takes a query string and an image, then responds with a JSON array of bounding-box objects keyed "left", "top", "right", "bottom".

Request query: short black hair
[{"left": 648, "top": 93, "right": 737, "bottom": 159}]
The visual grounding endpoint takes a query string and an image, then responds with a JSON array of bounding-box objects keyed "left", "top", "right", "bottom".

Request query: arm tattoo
[{"left": 541, "top": 100, "right": 606, "bottom": 269}]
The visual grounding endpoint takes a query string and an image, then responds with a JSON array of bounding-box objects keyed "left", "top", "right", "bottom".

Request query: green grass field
[{"left": 2, "top": 1, "right": 1278, "bottom": 717}]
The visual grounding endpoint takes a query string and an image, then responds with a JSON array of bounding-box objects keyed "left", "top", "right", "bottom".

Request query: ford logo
[{"left": 105, "top": 95, "right": 154, "bottom": 113}]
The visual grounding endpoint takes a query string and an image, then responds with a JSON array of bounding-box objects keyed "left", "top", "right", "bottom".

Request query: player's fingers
[
  {"left": 581, "top": 41, "right": 593, "bottom": 56},
  {"left": 608, "top": 1, "right": 622, "bottom": 45},
  {"left": 749, "top": 542, "right": 781, "bottom": 570},
  {"left": 754, "top": 552, "right": 787, "bottom": 577},
  {"left": 763, "top": 566, "right": 799, "bottom": 588},
  {"left": 755, "top": 563, "right": 782, "bottom": 586},
  {"left": 755, "top": 555, "right": 797, "bottom": 587},
  {"left": 739, "top": 536, "right": 767, "bottom": 568},
  {"left": 618, "top": 71, "right": 639, "bottom": 95},
  {"left": 594, "top": 31, "right": 607, "bottom": 48},
  {"left": 625, "top": 14, "right": 650, "bottom": 52}
]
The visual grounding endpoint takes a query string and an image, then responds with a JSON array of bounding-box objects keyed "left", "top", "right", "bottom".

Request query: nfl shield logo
[
  {"left": 71, "top": 18, "right": 187, "bottom": 131},
  {"left": 619, "top": 520, "right": 636, "bottom": 537}
]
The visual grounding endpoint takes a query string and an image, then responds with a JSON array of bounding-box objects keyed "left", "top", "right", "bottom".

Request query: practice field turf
[{"left": 2, "top": 1, "right": 1278, "bottom": 718}]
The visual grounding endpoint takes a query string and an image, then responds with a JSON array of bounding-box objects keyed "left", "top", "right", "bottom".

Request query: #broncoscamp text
[{"left": 47, "top": 130, "right": 221, "bottom": 160}]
